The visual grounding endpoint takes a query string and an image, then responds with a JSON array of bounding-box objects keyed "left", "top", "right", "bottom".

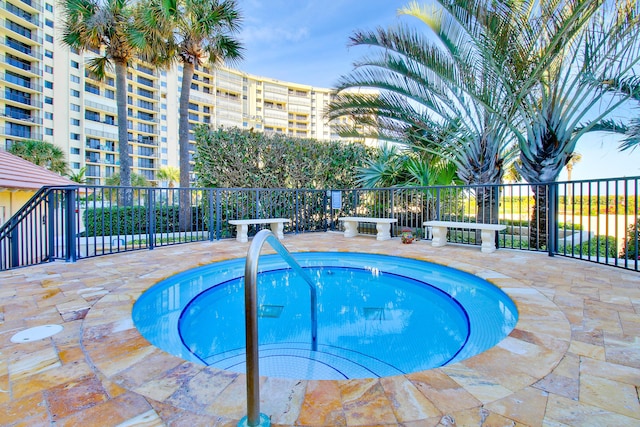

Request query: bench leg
[
  {"left": 270, "top": 222, "right": 285, "bottom": 240},
  {"left": 235, "top": 224, "right": 249, "bottom": 243},
  {"left": 480, "top": 229, "right": 497, "bottom": 253},
  {"left": 343, "top": 221, "right": 358, "bottom": 238},
  {"left": 375, "top": 223, "right": 392, "bottom": 241},
  {"left": 431, "top": 226, "right": 448, "bottom": 247}
]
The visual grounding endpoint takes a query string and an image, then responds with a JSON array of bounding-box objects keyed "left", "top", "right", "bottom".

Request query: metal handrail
[{"left": 240, "top": 229, "right": 318, "bottom": 427}]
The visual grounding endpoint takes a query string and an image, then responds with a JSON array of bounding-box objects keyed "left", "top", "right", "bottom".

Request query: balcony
[
  {"left": 4, "top": 2, "right": 39, "bottom": 25},
  {"left": 1, "top": 39, "right": 42, "bottom": 60}
]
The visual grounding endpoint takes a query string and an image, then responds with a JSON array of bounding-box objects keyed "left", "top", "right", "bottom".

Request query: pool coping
[{"left": 81, "top": 240, "right": 571, "bottom": 425}]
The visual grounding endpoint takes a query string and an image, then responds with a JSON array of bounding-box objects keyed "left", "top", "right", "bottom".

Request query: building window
[
  {"left": 44, "top": 81, "right": 53, "bottom": 89},
  {"left": 71, "top": 147, "right": 80, "bottom": 155},
  {"left": 45, "top": 19, "right": 54, "bottom": 28},
  {"left": 85, "top": 110, "right": 100, "bottom": 122},
  {"left": 106, "top": 77, "right": 114, "bottom": 86},
  {"left": 72, "top": 162, "right": 81, "bottom": 169},
  {"left": 45, "top": 128, "right": 53, "bottom": 136},
  {"left": 45, "top": 3, "right": 53, "bottom": 11},
  {"left": 45, "top": 96, "right": 53, "bottom": 104},
  {"left": 45, "top": 65, "right": 53, "bottom": 74},
  {"left": 71, "top": 104, "right": 81, "bottom": 112},
  {"left": 45, "top": 50, "right": 53, "bottom": 58},
  {"left": 105, "top": 89, "right": 115, "bottom": 99},
  {"left": 70, "top": 133, "right": 80, "bottom": 140},
  {"left": 71, "top": 89, "right": 80, "bottom": 97},
  {"left": 70, "top": 75, "right": 80, "bottom": 83},
  {"left": 45, "top": 112, "right": 53, "bottom": 120},
  {"left": 104, "top": 115, "right": 115, "bottom": 125},
  {"left": 45, "top": 34, "right": 54, "bottom": 43},
  {"left": 71, "top": 60, "right": 79, "bottom": 68},
  {"left": 85, "top": 83, "right": 99, "bottom": 95},
  {"left": 71, "top": 118, "right": 80, "bottom": 126}
]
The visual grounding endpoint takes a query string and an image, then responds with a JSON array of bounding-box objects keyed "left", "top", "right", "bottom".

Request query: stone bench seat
[
  {"left": 338, "top": 217, "right": 398, "bottom": 241},
  {"left": 228, "top": 218, "right": 291, "bottom": 243},
  {"left": 423, "top": 220, "right": 506, "bottom": 253}
]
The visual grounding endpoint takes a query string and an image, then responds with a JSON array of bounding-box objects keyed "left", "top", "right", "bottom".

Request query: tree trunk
[
  {"left": 475, "top": 185, "right": 499, "bottom": 244},
  {"left": 178, "top": 62, "right": 195, "bottom": 231},
  {"left": 115, "top": 60, "right": 132, "bottom": 205},
  {"left": 529, "top": 185, "right": 548, "bottom": 249}
]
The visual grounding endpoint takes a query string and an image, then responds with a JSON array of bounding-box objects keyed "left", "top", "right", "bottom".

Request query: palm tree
[
  {"left": 67, "top": 166, "right": 87, "bottom": 184},
  {"left": 60, "top": 0, "right": 152, "bottom": 190},
  {"left": 105, "top": 172, "right": 150, "bottom": 202},
  {"left": 156, "top": 166, "right": 180, "bottom": 188},
  {"left": 156, "top": 165, "right": 179, "bottom": 204},
  {"left": 566, "top": 153, "right": 582, "bottom": 183},
  {"left": 139, "top": 0, "right": 243, "bottom": 230},
  {"left": 506, "top": 0, "right": 640, "bottom": 248},
  {"left": 595, "top": 76, "right": 640, "bottom": 152},
  {"left": 326, "top": 1, "right": 517, "bottom": 225},
  {"left": 8, "top": 139, "right": 68, "bottom": 175}
]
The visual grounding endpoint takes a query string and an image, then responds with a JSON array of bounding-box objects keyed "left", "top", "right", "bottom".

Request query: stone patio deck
[{"left": 0, "top": 232, "right": 639, "bottom": 426}]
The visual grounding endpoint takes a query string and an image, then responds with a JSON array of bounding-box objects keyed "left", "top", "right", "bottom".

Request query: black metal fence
[{"left": 1, "top": 177, "right": 638, "bottom": 272}]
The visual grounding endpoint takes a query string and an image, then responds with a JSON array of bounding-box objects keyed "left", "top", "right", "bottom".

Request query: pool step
[{"left": 203, "top": 342, "right": 405, "bottom": 379}]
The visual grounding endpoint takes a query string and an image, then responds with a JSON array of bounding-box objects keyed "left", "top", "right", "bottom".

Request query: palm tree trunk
[
  {"left": 178, "top": 61, "right": 195, "bottom": 231},
  {"left": 475, "top": 185, "right": 499, "bottom": 244},
  {"left": 529, "top": 185, "right": 548, "bottom": 249},
  {"left": 115, "top": 60, "right": 132, "bottom": 205}
]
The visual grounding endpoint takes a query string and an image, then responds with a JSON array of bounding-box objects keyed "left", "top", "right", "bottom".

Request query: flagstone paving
[{"left": 0, "top": 232, "right": 638, "bottom": 426}]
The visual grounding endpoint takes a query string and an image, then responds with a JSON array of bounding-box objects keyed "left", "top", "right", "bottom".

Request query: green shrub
[
  {"left": 620, "top": 218, "right": 639, "bottom": 260},
  {"left": 83, "top": 205, "right": 207, "bottom": 236},
  {"left": 559, "top": 236, "right": 618, "bottom": 258}
]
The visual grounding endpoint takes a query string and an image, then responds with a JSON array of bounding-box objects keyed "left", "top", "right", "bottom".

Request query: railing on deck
[{"left": 1, "top": 177, "right": 638, "bottom": 272}]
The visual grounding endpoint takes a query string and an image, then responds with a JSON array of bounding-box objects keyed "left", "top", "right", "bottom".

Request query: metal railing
[
  {"left": 1, "top": 177, "right": 638, "bottom": 272},
  {"left": 241, "top": 229, "right": 316, "bottom": 426}
]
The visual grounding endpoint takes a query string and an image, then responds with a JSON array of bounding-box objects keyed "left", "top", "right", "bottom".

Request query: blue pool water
[{"left": 133, "top": 252, "right": 518, "bottom": 380}]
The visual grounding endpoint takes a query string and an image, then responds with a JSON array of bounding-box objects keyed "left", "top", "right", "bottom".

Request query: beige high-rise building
[{"left": 1, "top": 0, "right": 367, "bottom": 186}]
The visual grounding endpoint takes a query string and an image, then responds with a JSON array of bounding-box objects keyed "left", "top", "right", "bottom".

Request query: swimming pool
[{"left": 133, "top": 252, "right": 518, "bottom": 380}]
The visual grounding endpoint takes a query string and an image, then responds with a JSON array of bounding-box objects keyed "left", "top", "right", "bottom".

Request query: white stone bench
[
  {"left": 228, "top": 218, "right": 291, "bottom": 243},
  {"left": 423, "top": 220, "right": 506, "bottom": 253},
  {"left": 338, "top": 217, "right": 398, "bottom": 241}
]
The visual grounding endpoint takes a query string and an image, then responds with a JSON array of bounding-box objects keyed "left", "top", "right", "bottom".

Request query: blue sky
[
  {"left": 237, "top": 0, "right": 409, "bottom": 88},
  {"left": 236, "top": 0, "right": 639, "bottom": 181}
]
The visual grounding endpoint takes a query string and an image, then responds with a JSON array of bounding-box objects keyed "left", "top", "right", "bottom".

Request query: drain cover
[{"left": 11, "top": 324, "right": 64, "bottom": 343}]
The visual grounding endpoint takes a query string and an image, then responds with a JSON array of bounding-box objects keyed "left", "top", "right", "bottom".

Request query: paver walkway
[{"left": 0, "top": 233, "right": 639, "bottom": 426}]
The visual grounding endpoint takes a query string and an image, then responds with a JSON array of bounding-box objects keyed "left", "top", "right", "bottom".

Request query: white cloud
[{"left": 242, "top": 25, "right": 310, "bottom": 45}]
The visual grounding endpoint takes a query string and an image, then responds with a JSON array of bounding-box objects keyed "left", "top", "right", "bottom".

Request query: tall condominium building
[{"left": 1, "top": 0, "right": 367, "bottom": 185}]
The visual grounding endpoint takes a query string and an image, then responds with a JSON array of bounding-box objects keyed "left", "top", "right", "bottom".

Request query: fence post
[
  {"left": 47, "top": 190, "right": 56, "bottom": 261},
  {"left": 148, "top": 190, "right": 155, "bottom": 250},
  {"left": 435, "top": 187, "right": 441, "bottom": 220},
  {"left": 216, "top": 189, "right": 222, "bottom": 240},
  {"left": 548, "top": 183, "right": 558, "bottom": 257},
  {"left": 295, "top": 190, "right": 299, "bottom": 234},
  {"left": 9, "top": 216, "right": 18, "bottom": 268},
  {"left": 65, "top": 188, "right": 77, "bottom": 262},
  {"left": 208, "top": 189, "right": 215, "bottom": 241},
  {"left": 255, "top": 189, "right": 260, "bottom": 219}
]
